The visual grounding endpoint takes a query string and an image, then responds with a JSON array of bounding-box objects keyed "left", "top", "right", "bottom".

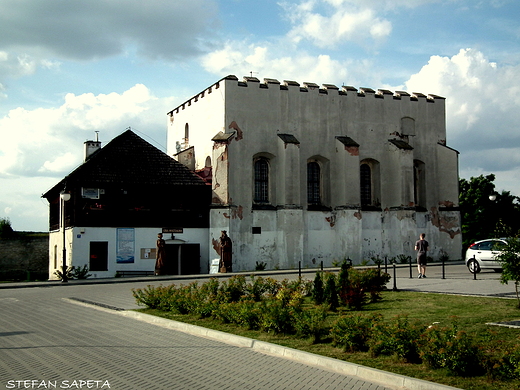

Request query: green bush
[
  {"left": 312, "top": 272, "right": 324, "bottom": 305},
  {"left": 292, "top": 305, "right": 328, "bottom": 344},
  {"left": 324, "top": 272, "right": 339, "bottom": 311},
  {"left": 488, "top": 345, "right": 520, "bottom": 380},
  {"left": 132, "top": 284, "right": 177, "bottom": 310},
  {"left": 331, "top": 313, "right": 381, "bottom": 352},
  {"left": 259, "top": 299, "right": 294, "bottom": 334},
  {"left": 369, "top": 315, "right": 425, "bottom": 363},
  {"left": 219, "top": 275, "right": 247, "bottom": 302},
  {"left": 71, "top": 265, "right": 92, "bottom": 279},
  {"left": 419, "top": 321, "right": 483, "bottom": 376}
]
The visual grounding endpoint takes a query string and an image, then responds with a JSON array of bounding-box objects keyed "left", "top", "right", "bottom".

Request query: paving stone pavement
[
  {"left": 0, "top": 264, "right": 498, "bottom": 390},
  {"left": 0, "top": 283, "right": 396, "bottom": 390}
]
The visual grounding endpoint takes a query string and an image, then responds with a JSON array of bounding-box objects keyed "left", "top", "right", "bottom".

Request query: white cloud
[
  {"left": 202, "top": 41, "right": 354, "bottom": 84},
  {"left": 0, "top": 83, "right": 176, "bottom": 231},
  {"left": 404, "top": 48, "right": 520, "bottom": 196},
  {"left": 280, "top": 1, "right": 392, "bottom": 48},
  {"left": 0, "top": 84, "right": 168, "bottom": 178}
]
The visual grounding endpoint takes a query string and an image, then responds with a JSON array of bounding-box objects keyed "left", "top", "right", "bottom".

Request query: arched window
[
  {"left": 307, "top": 161, "right": 321, "bottom": 205},
  {"left": 414, "top": 160, "right": 426, "bottom": 209},
  {"left": 360, "top": 163, "right": 372, "bottom": 206},
  {"left": 254, "top": 158, "right": 269, "bottom": 203},
  {"left": 183, "top": 123, "right": 189, "bottom": 149},
  {"left": 360, "top": 159, "right": 381, "bottom": 209}
]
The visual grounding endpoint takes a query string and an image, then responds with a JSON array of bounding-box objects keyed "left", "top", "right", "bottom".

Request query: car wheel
[{"left": 468, "top": 259, "right": 481, "bottom": 274}]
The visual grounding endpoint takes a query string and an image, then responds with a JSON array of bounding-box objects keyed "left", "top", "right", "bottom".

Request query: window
[
  {"left": 360, "top": 163, "right": 372, "bottom": 206},
  {"left": 254, "top": 158, "right": 269, "bottom": 203},
  {"left": 414, "top": 160, "right": 426, "bottom": 209},
  {"left": 307, "top": 162, "right": 321, "bottom": 205},
  {"left": 360, "top": 159, "right": 381, "bottom": 209}
]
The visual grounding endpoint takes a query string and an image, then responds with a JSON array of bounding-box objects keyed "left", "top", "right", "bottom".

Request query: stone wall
[{"left": 0, "top": 234, "right": 49, "bottom": 280}]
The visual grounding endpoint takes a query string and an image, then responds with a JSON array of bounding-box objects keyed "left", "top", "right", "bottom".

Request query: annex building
[{"left": 168, "top": 75, "right": 461, "bottom": 271}]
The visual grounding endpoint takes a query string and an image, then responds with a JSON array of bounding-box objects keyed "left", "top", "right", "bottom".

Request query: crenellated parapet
[{"left": 167, "top": 75, "right": 445, "bottom": 117}]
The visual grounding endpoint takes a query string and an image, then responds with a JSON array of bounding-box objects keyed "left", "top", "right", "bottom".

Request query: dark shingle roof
[{"left": 43, "top": 130, "right": 205, "bottom": 197}]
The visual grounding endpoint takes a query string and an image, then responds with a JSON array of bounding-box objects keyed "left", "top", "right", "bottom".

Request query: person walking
[{"left": 415, "top": 233, "right": 429, "bottom": 279}]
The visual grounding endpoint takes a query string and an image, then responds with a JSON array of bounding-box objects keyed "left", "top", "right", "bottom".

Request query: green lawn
[{"left": 137, "top": 290, "right": 520, "bottom": 390}]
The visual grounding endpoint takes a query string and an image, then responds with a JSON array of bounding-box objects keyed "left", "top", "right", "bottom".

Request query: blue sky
[{"left": 1, "top": 0, "right": 520, "bottom": 232}]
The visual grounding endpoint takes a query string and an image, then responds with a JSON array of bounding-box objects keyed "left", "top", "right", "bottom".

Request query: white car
[{"left": 465, "top": 238, "right": 507, "bottom": 273}]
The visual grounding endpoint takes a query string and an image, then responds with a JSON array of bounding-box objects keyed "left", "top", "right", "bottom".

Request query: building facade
[
  {"left": 167, "top": 75, "right": 461, "bottom": 271},
  {"left": 43, "top": 130, "right": 211, "bottom": 279}
]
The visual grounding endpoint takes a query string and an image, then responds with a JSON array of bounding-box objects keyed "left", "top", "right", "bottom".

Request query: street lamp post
[{"left": 60, "top": 192, "right": 71, "bottom": 283}]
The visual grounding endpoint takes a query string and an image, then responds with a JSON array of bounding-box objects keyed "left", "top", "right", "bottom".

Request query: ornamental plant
[
  {"left": 419, "top": 320, "right": 483, "bottom": 376},
  {"left": 330, "top": 313, "right": 381, "bottom": 352},
  {"left": 369, "top": 314, "right": 424, "bottom": 363}
]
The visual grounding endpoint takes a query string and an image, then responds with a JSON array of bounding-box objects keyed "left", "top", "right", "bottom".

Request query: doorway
[
  {"left": 90, "top": 241, "right": 108, "bottom": 271},
  {"left": 164, "top": 243, "right": 200, "bottom": 275}
]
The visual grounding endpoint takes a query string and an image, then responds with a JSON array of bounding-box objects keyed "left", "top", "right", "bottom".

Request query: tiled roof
[{"left": 43, "top": 130, "right": 205, "bottom": 197}]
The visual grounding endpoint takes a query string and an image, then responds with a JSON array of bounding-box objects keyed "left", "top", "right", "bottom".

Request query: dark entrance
[
  {"left": 163, "top": 243, "right": 200, "bottom": 275},
  {"left": 90, "top": 241, "right": 108, "bottom": 271}
]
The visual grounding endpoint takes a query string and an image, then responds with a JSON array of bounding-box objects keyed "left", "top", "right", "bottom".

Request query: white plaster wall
[
  {"left": 50, "top": 227, "right": 209, "bottom": 279},
  {"left": 167, "top": 76, "right": 461, "bottom": 271}
]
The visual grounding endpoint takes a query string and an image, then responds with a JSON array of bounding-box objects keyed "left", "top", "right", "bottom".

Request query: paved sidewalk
[{"left": 2, "top": 262, "right": 511, "bottom": 390}]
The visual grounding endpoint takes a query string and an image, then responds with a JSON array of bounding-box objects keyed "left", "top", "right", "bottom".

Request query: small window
[
  {"left": 307, "top": 162, "right": 321, "bottom": 205},
  {"left": 360, "top": 163, "right": 372, "bottom": 206},
  {"left": 254, "top": 158, "right": 269, "bottom": 203}
]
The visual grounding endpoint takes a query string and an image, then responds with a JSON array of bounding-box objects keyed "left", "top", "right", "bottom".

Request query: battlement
[{"left": 167, "top": 75, "right": 445, "bottom": 116}]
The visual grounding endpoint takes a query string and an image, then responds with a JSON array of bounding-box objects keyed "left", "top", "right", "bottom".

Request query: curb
[{"left": 65, "top": 298, "right": 461, "bottom": 390}]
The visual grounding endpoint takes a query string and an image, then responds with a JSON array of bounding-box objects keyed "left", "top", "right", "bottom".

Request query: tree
[
  {"left": 495, "top": 236, "right": 520, "bottom": 308},
  {"left": 0, "top": 217, "right": 14, "bottom": 238},
  {"left": 459, "top": 174, "right": 520, "bottom": 251}
]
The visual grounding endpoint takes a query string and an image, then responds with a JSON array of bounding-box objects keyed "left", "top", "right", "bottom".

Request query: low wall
[{"left": 0, "top": 234, "right": 49, "bottom": 280}]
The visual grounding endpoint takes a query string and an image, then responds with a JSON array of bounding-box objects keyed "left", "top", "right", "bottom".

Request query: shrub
[
  {"left": 419, "top": 321, "right": 483, "bottom": 376},
  {"left": 369, "top": 315, "right": 424, "bottom": 363},
  {"left": 323, "top": 272, "right": 339, "bottom": 311},
  {"left": 312, "top": 272, "right": 324, "bottom": 305},
  {"left": 396, "top": 254, "right": 412, "bottom": 264},
  {"left": 54, "top": 266, "right": 74, "bottom": 281},
  {"left": 71, "top": 265, "right": 92, "bottom": 279},
  {"left": 132, "top": 284, "right": 177, "bottom": 311},
  {"left": 337, "top": 260, "right": 351, "bottom": 306},
  {"left": 358, "top": 268, "right": 391, "bottom": 303},
  {"left": 245, "top": 275, "right": 267, "bottom": 301},
  {"left": 255, "top": 261, "right": 267, "bottom": 271},
  {"left": 259, "top": 299, "right": 294, "bottom": 334},
  {"left": 292, "top": 305, "right": 328, "bottom": 344},
  {"left": 488, "top": 345, "right": 520, "bottom": 380},
  {"left": 219, "top": 275, "right": 247, "bottom": 302},
  {"left": 331, "top": 313, "right": 381, "bottom": 352}
]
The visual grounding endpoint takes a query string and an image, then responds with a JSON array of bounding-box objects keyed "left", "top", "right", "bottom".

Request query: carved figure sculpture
[
  {"left": 155, "top": 233, "right": 166, "bottom": 275},
  {"left": 219, "top": 230, "right": 232, "bottom": 273}
]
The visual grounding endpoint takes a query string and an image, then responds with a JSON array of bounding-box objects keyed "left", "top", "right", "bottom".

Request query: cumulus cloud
[
  {"left": 202, "top": 41, "right": 354, "bottom": 84},
  {"left": 0, "top": 83, "right": 176, "bottom": 231},
  {"left": 404, "top": 48, "right": 520, "bottom": 194},
  {"left": 0, "top": 84, "right": 168, "bottom": 178},
  {"left": 280, "top": 0, "right": 393, "bottom": 48}
]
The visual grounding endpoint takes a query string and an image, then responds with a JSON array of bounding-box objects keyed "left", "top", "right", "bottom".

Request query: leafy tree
[
  {"left": 0, "top": 217, "right": 14, "bottom": 238},
  {"left": 495, "top": 236, "right": 520, "bottom": 308},
  {"left": 459, "top": 174, "right": 520, "bottom": 251}
]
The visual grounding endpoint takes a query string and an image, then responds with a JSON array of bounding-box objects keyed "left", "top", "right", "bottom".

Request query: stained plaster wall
[{"left": 167, "top": 76, "right": 462, "bottom": 271}]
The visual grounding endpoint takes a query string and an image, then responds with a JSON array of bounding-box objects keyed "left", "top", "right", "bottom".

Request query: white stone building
[{"left": 168, "top": 75, "right": 461, "bottom": 271}]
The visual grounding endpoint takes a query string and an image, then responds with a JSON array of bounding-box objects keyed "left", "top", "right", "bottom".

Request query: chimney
[{"left": 84, "top": 131, "right": 101, "bottom": 162}]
